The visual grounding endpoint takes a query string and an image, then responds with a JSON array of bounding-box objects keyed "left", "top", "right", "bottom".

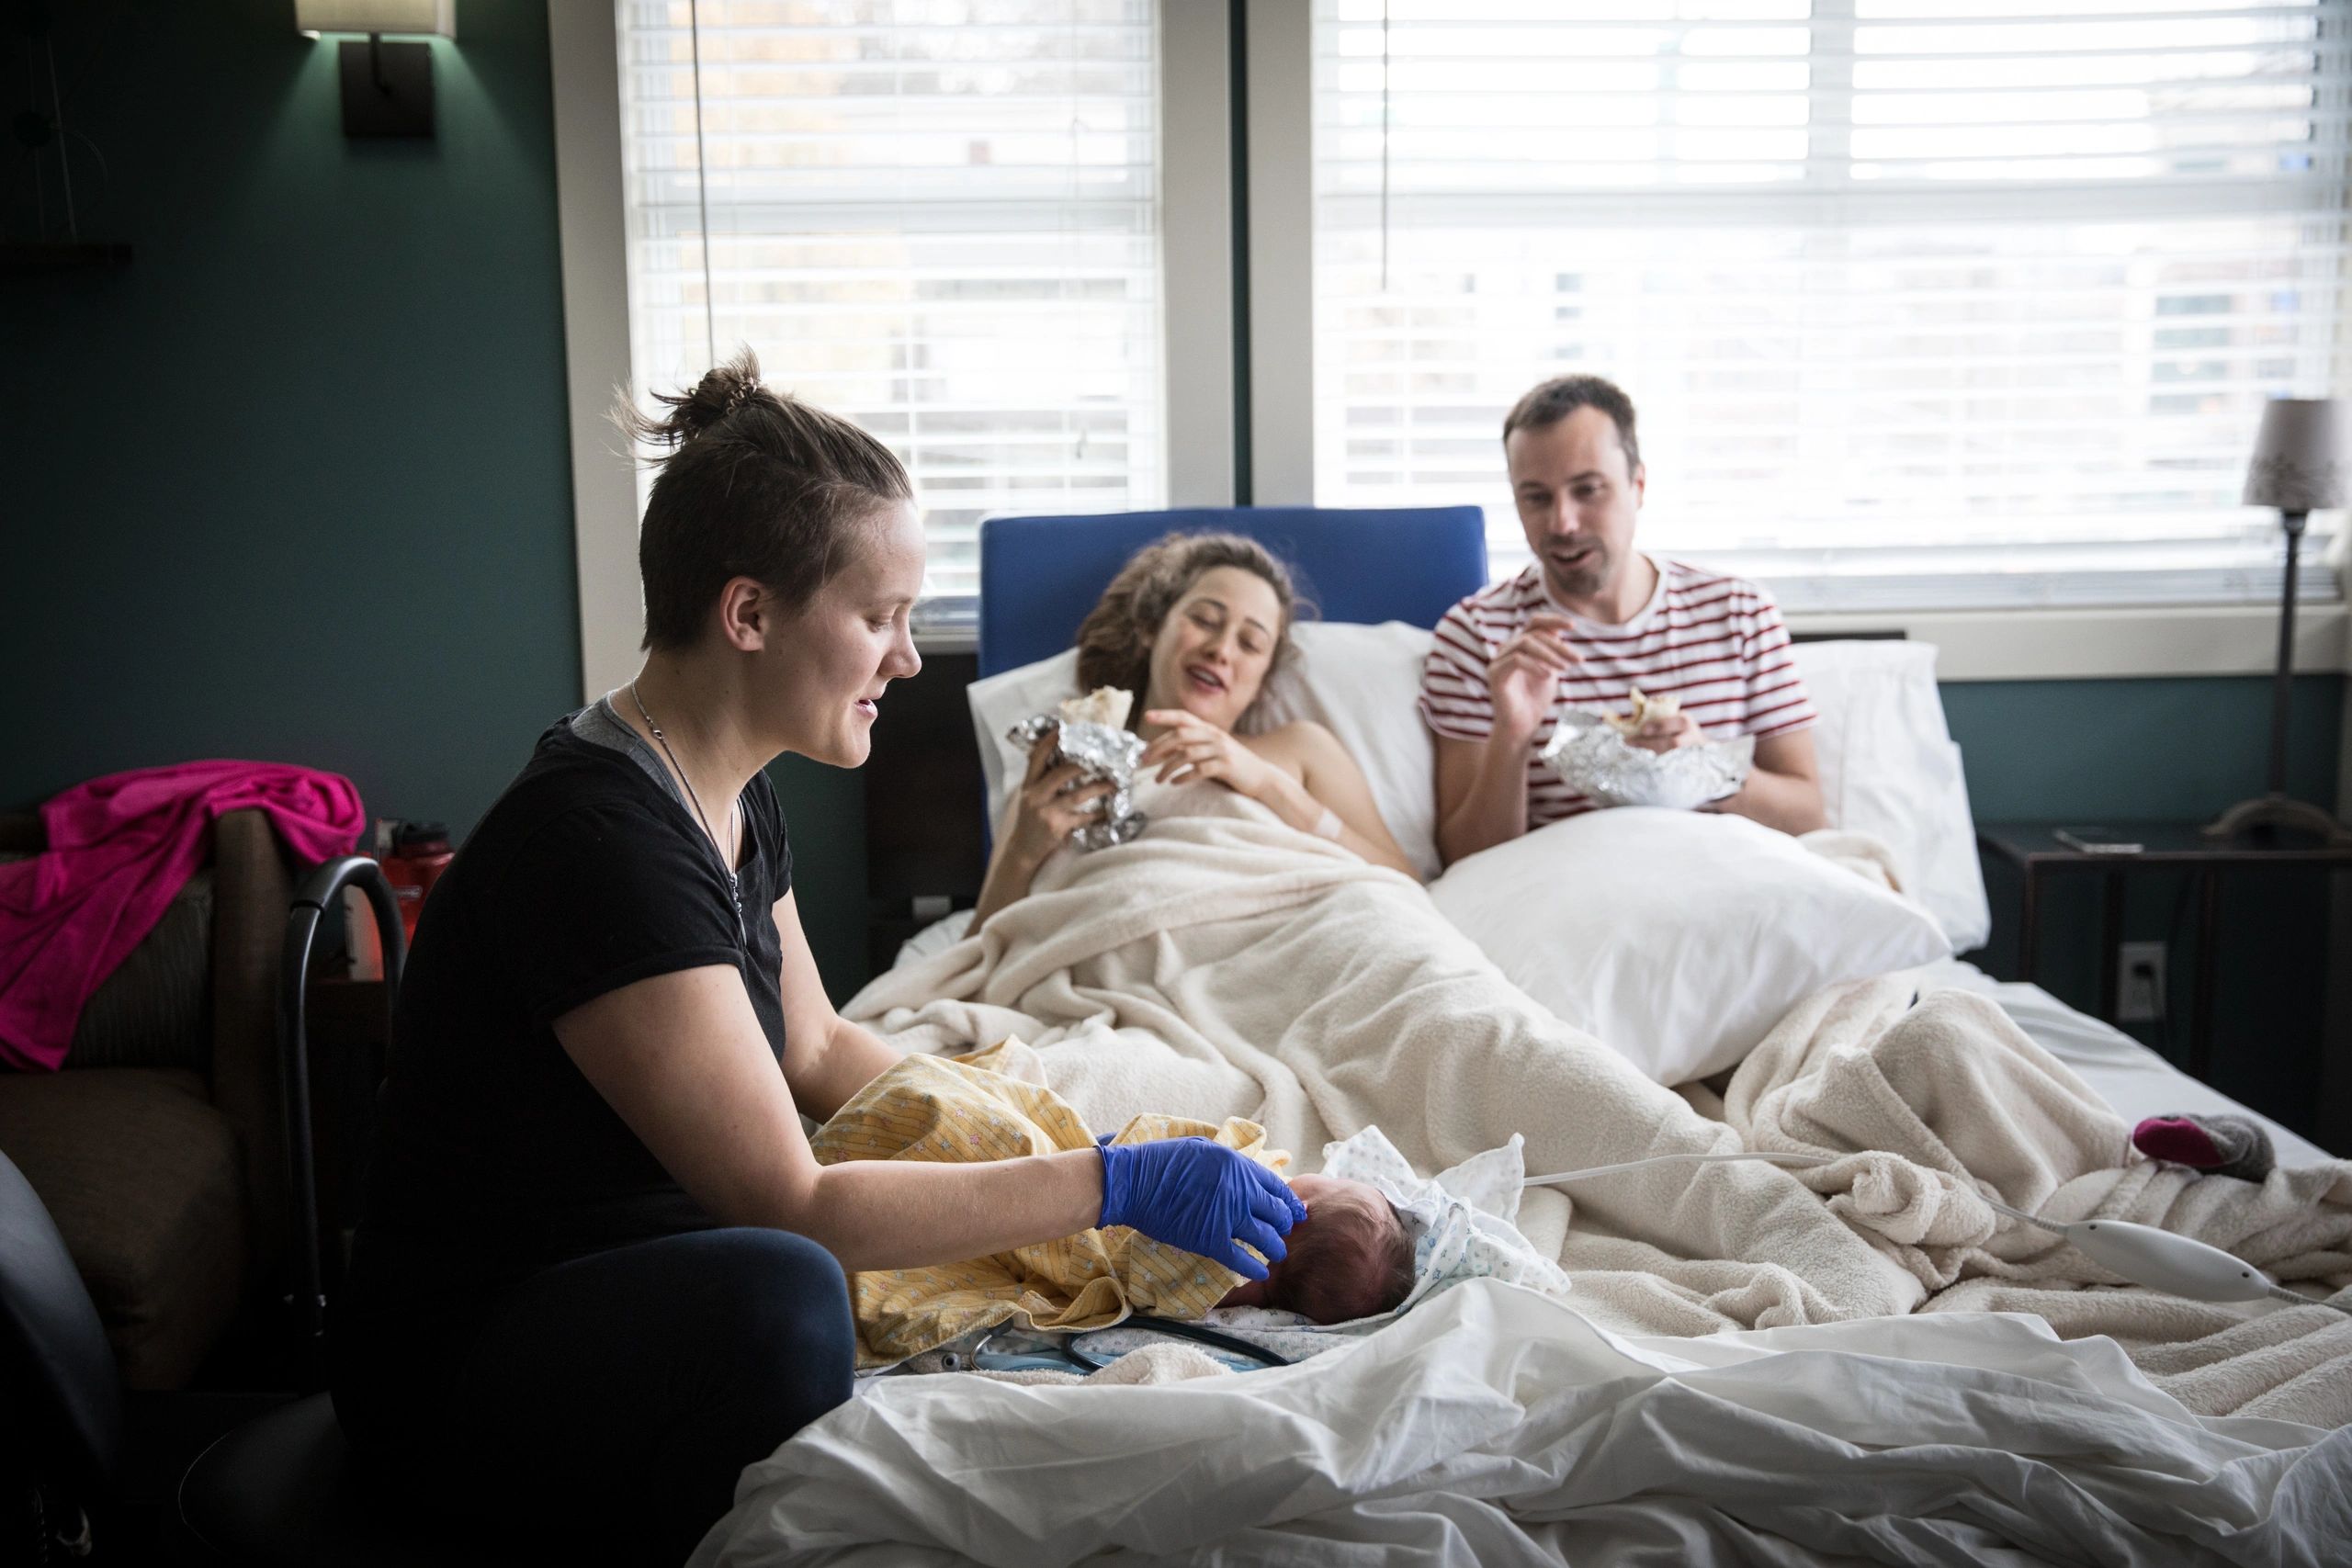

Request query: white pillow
[
  {"left": 1255, "top": 622, "right": 1441, "bottom": 879},
  {"left": 1789, "top": 640, "right": 1990, "bottom": 952},
  {"left": 966, "top": 622, "right": 1443, "bottom": 879},
  {"left": 1428, "top": 808, "right": 1951, "bottom": 1086},
  {"left": 968, "top": 648, "right": 1081, "bottom": 832}
]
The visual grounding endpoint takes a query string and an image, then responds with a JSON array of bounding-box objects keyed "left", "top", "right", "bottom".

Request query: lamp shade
[
  {"left": 2244, "top": 398, "right": 2347, "bottom": 512},
  {"left": 295, "top": 0, "right": 454, "bottom": 37}
]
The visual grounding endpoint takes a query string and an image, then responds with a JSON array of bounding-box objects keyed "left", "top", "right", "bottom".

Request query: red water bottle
[{"left": 379, "top": 820, "right": 454, "bottom": 943}]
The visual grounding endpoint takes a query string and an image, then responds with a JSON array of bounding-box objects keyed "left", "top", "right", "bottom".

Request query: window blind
[
  {"left": 1311, "top": 0, "right": 2350, "bottom": 611},
  {"left": 616, "top": 0, "right": 1165, "bottom": 617}
]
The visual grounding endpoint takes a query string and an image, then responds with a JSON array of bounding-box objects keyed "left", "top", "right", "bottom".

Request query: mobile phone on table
[{"left": 2052, "top": 825, "right": 2143, "bottom": 854}]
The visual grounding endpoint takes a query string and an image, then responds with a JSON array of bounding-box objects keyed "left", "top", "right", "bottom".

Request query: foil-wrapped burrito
[
  {"left": 1005, "top": 686, "right": 1148, "bottom": 851},
  {"left": 1539, "top": 694, "right": 1754, "bottom": 812}
]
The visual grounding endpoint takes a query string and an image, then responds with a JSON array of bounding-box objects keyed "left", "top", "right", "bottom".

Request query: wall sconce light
[{"left": 295, "top": 1, "right": 456, "bottom": 139}]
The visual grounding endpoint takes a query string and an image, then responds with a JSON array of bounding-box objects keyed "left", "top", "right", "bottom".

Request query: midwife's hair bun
[
  {"left": 618, "top": 346, "right": 774, "bottom": 450},
  {"left": 615, "top": 345, "right": 915, "bottom": 649}
]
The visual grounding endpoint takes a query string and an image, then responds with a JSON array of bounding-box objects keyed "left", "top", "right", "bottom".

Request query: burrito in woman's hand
[{"left": 1007, "top": 687, "right": 1148, "bottom": 851}]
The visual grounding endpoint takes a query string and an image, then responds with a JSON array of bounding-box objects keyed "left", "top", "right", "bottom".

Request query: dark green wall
[
  {"left": 6, "top": 1, "right": 576, "bottom": 830},
  {"left": 1943, "top": 675, "right": 2341, "bottom": 823},
  {"left": 2, "top": 0, "right": 871, "bottom": 998},
  {"left": 1945, "top": 673, "right": 2345, "bottom": 1141}
]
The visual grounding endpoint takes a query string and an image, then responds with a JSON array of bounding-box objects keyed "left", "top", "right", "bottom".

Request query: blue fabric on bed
[{"left": 976, "top": 506, "right": 1488, "bottom": 677}]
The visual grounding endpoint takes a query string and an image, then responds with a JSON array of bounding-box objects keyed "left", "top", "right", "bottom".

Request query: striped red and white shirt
[{"left": 1419, "top": 558, "right": 1818, "bottom": 829}]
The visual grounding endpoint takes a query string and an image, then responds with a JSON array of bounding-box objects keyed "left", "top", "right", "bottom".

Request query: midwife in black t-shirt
[{"left": 331, "top": 352, "right": 1303, "bottom": 1562}]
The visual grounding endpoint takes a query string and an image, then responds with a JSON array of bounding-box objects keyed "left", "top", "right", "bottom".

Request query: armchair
[{"left": 0, "top": 808, "right": 302, "bottom": 1389}]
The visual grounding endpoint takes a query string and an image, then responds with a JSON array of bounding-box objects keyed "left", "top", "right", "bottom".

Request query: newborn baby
[
  {"left": 813, "top": 1047, "right": 1414, "bottom": 1365},
  {"left": 1218, "top": 1172, "right": 1414, "bottom": 1325}
]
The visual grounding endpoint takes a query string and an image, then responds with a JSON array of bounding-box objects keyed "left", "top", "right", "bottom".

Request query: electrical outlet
[{"left": 2118, "top": 941, "right": 2167, "bottom": 1022}]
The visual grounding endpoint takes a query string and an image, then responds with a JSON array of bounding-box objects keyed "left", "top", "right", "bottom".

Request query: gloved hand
[{"left": 1097, "top": 1136, "right": 1306, "bottom": 1280}]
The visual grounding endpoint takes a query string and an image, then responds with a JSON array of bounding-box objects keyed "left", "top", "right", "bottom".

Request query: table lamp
[{"left": 2203, "top": 397, "right": 2351, "bottom": 842}]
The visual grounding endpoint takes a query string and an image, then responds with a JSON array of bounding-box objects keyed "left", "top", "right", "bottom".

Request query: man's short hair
[{"left": 1501, "top": 375, "right": 1641, "bottom": 475}]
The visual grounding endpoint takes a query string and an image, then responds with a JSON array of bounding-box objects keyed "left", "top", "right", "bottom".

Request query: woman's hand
[
  {"left": 1001, "top": 732, "right": 1117, "bottom": 866},
  {"left": 1097, "top": 1136, "right": 1306, "bottom": 1280},
  {"left": 1139, "top": 709, "right": 1280, "bottom": 799},
  {"left": 971, "top": 735, "right": 1112, "bottom": 928}
]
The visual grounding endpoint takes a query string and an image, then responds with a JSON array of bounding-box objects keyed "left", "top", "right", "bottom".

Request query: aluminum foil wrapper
[
  {"left": 1006, "top": 714, "right": 1148, "bottom": 851},
  {"left": 1538, "top": 709, "right": 1755, "bottom": 811}
]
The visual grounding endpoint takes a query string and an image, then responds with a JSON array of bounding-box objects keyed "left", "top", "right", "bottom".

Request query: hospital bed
[{"left": 707, "top": 507, "right": 2347, "bottom": 1567}]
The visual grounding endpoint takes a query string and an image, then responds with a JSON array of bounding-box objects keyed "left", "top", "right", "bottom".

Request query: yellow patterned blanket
[{"left": 811, "top": 1043, "right": 1284, "bottom": 1368}]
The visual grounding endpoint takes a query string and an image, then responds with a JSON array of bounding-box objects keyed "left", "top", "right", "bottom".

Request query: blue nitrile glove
[{"left": 1096, "top": 1136, "right": 1307, "bottom": 1281}]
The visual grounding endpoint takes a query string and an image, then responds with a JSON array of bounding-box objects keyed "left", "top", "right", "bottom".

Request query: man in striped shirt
[{"left": 1423, "top": 375, "right": 1827, "bottom": 866}]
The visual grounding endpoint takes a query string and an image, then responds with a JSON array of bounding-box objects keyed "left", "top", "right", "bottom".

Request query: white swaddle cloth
[{"left": 1318, "top": 1126, "right": 1573, "bottom": 1311}]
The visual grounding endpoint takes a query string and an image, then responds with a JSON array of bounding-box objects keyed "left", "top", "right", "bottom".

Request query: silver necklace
[{"left": 629, "top": 681, "right": 743, "bottom": 926}]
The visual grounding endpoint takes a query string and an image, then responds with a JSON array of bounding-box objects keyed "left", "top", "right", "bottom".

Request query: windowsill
[
  {"left": 915, "top": 628, "right": 979, "bottom": 657},
  {"left": 1786, "top": 602, "right": 2350, "bottom": 682}
]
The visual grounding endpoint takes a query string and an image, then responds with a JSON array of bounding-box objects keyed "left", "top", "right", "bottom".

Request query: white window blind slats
[
  {"left": 1311, "top": 0, "right": 2349, "bottom": 611},
  {"left": 617, "top": 0, "right": 1164, "bottom": 609}
]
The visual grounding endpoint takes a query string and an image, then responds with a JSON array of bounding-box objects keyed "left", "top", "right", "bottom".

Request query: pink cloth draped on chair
[{"left": 0, "top": 761, "right": 366, "bottom": 1070}]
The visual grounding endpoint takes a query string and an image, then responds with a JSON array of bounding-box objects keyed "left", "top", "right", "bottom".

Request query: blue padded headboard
[{"left": 976, "top": 506, "right": 1489, "bottom": 677}]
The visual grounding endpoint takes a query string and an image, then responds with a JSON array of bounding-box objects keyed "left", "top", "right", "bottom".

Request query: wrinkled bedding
[
  {"left": 699, "top": 786, "right": 2352, "bottom": 1563},
  {"left": 695, "top": 1282, "right": 2350, "bottom": 1568}
]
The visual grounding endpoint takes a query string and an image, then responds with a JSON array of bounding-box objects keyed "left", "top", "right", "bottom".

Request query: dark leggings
[{"left": 334, "top": 1228, "right": 855, "bottom": 1562}]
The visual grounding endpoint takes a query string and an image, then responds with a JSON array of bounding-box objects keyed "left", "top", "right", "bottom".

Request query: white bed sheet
[
  {"left": 696, "top": 1279, "right": 2349, "bottom": 1568},
  {"left": 1908, "top": 957, "right": 2335, "bottom": 1168}
]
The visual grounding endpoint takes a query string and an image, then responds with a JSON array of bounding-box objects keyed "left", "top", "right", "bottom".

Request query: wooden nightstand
[{"left": 1975, "top": 821, "right": 2352, "bottom": 1079}]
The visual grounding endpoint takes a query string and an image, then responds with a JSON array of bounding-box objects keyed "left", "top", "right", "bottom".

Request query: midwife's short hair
[
  {"left": 617, "top": 347, "right": 913, "bottom": 651},
  {"left": 1501, "top": 375, "right": 1643, "bottom": 476}
]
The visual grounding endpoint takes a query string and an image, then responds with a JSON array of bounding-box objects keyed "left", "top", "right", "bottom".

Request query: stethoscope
[
  {"left": 1522, "top": 1150, "right": 2352, "bottom": 1315},
  {"left": 969, "top": 1315, "right": 1295, "bottom": 1375}
]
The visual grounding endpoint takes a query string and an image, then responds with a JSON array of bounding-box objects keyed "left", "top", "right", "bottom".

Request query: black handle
[{"left": 279, "top": 856, "right": 407, "bottom": 1385}]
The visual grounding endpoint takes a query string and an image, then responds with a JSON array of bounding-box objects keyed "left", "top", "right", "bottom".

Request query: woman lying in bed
[{"left": 972, "top": 532, "right": 1417, "bottom": 924}]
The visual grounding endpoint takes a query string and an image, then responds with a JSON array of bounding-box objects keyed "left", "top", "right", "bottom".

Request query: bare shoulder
[
  {"left": 1247, "top": 717, "right": 1340, "bottom": 759},
  {"left": 1240, "top": 719, "right": 1335, "bottom": 780}
]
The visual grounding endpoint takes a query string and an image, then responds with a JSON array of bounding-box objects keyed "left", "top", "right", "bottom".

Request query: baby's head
[{"left": 1219, "top": 1173, "right": 1413, "bottom": 1325}]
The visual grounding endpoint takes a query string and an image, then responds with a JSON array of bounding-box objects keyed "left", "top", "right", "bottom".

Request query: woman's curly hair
[{"left": 1071, "top": 532, "right": 1308, "bottom": 732}]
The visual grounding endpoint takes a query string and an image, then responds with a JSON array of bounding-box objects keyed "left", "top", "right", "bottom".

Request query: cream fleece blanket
[
  {"left": 854, "top": 787, "right": 1928, "bottom": 1337},
  {"left": 1713, "top": 975, "right": 2352, "bottom": 1424},
  {"left": 848, "top": 784, "right": 2352, "bottom": 1416}
]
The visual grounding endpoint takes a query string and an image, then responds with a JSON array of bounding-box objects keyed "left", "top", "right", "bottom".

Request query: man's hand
[
  {"left": 1488, "top": 611, "right": 1577, "bottom": 741},
  {"left": 1624, "top": 709, "right": 1702, "bottom": 754}
]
